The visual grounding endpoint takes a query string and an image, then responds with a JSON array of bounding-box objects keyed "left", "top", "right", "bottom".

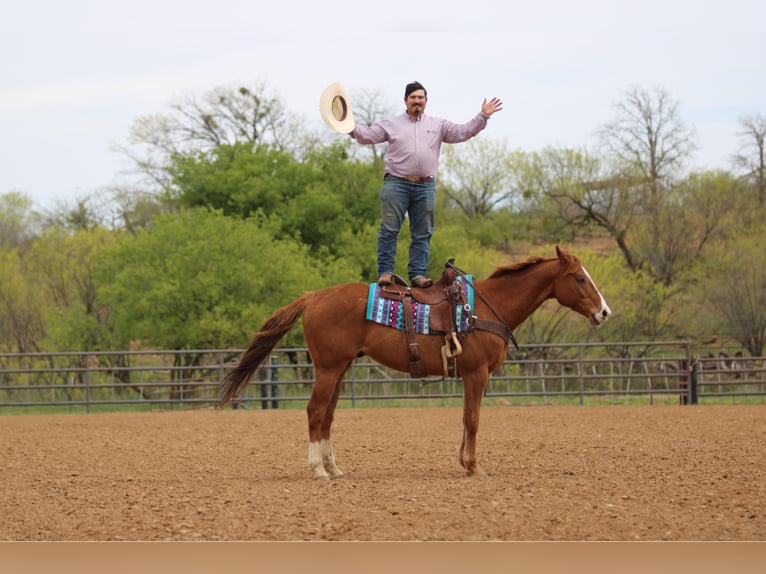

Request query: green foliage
[
  {"left": 0, "top": 249, "right": 45, "bottom": 352},
  {"left": 440, "top": 141, "right": 528, "bottom": 216},
  {"left": 302, "top": 142, "right": 382, "bottom": 228},
  {"left": 31, "top": 228, "right": 117, "bottom": 351},
  {"left": 169, "top": 142, "right": 381, "bottom": 259},
  {"left": 628, "top": 170, "right": 742, "bottom": 286},
  {"left": 430, "top": 223, "right": 505, "bottom": 278},
  {"left": 96, "top": 209, "right": 339, "bottom": 350},
  {"left": 438, "top": 204, "right": 537, "bottom": 251},
  {"left": 0, "top": 228, "right": 116, "bottom": 353},
  {"left": 595, "top": 255, "right": 683, "bottom": 344},
  {"left": 332, "top": 223, "right": 378, "bottom": 283},
  {"left": 690, "top": 232, "right": 766, "bottom": 355},
  {"left": 0, "top": 191, "right": 39, "bottom": 248},
  {"left": 169, "top": 143, "right": 311, "bottom": 217}
]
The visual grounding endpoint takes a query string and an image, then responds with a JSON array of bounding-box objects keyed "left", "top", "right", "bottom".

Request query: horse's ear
[{"left": 556, "top": 245, "right": 568, "bottom": 261}]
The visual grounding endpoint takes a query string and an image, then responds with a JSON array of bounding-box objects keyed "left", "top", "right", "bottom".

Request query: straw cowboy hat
[{"left": 319, "top": 82, "right": 355, "bottom": 134}]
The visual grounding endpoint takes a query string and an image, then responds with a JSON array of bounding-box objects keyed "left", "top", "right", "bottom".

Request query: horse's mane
[
  {"left": 486, "top": 250, "right": 580, "bottom": 279},
  {"left": 487, "top": 256, "right": 547, "bottom": 279}
]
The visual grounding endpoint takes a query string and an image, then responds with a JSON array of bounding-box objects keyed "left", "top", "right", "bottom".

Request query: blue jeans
[{"left": 377, "top": 176, "right": 436, "bottom": 281}]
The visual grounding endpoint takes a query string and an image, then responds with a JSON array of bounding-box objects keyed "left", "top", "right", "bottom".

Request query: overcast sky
[{"left": 2, "top": 0, "right": 764, "bottom": 207}]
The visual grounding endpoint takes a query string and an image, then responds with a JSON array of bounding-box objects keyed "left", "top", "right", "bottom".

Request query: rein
[{"left": 444, "top": 260, "right": 519, "bottom": 350}]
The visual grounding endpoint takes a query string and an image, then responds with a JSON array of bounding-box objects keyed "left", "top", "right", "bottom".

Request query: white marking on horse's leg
[
  {"left": 308, "top": 441, "right": 330, "bottom": 480},
  {"left": 321, "top": 439, "right": 345, "bottom": 479},
  {"left": 582, "top": 265, "right": 611, "bottom": 321}
]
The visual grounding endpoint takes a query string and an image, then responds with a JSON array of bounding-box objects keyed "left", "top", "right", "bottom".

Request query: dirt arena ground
[{"left": 1, "top": 405, "right": 764, "bottom": 541}]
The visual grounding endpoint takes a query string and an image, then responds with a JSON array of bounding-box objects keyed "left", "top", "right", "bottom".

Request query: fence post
[
  {"left": 260, "top": 361, "right": 270, "bottom": 410},
  {"left": 85, "top": 353, "right": 91, "bottom": 414},
  {"left": 690, "top": 361, "right": 699, "bottom": 405},
  {"left": 678, "top": 358, "right": 689, "bottom": 405},
  {"left": 270, "top": 355, "right": 279, "bottom": 409},
  {"left": 681, "top": 340, "right": 699, "bottom": 405}
]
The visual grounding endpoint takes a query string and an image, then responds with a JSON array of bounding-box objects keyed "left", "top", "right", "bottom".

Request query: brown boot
[
  {"left": 377, "top": 273, "right": 394, "bottom": 286},
  {"left": 411, "top": 276, "right": 433, "bottom": 288}
]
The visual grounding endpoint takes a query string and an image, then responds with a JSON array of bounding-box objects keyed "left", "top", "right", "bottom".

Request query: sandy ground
[{"left": 1, "top": 405, "right": 764, "bottom": 541}]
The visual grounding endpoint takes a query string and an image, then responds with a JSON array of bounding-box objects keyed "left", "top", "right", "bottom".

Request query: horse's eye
[{"left": 575, "top": 276, "right": 586, "bottom": 284}]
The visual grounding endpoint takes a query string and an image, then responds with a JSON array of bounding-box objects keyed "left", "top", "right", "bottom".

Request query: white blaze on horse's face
[
  {"left": 581, "top": 265, "right": 611, "bottom": 325},
  {"left": 555, "top": 258, "right": 611, "bottom": 326}
]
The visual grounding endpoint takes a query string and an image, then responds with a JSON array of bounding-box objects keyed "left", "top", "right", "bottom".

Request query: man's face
[{"left": 405, "top": 89, "right": 427, "bottom": 117}]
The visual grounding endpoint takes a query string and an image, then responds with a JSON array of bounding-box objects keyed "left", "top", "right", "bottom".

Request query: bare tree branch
[
  {"left": 598, "top": 86, "right": 697, "bottom": 197},
  {"left": 732, "top": 114, "right": 766, "bottom": 205}
]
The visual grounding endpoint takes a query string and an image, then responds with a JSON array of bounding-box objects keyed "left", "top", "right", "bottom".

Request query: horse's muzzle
[{"left": 591, "top": 307, "right": 611, "bottom": 325}]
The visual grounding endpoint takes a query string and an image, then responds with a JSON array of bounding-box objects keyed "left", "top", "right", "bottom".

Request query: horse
[{"left": 217, "top": 246, "right": 611, "bottom": 479}]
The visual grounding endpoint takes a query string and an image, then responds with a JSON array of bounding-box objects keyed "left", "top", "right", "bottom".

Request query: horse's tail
[{"left": 216, "top": 292, "right": 314, "bottom": 408}]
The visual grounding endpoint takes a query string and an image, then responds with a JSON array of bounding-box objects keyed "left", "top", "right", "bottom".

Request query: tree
[
  {"left": 0, "top": 227, "right": 116, "bottom": 353},
  {"left": 42, "top": 195, "right": 104, "bottom": 232},
  {"left": 346, "top": 88, "right": 395, "bottom": 169},
  {"left": 131, "top": 83, "right": 296, "bottom": 154},
  {"left": 96, "top": 209, "right": 358, "bottom": 354},
  {"left": 732, "top": 114, "right": 766, "bottom": 206},
  {"left": 627, "top": 170, "right": 740, "bottom": 286},
  {"left": 694, "top": 233, "right": 766, "bottom": 356},
  {"left": 302, "top": 143, "right": 381, "bottom": 228},
  {"left": 0, "top": 191, "right": 40, "bottom": 248},
  {"left": 25, "top": 228, "right": 116, "bottom": 351},
  {"left": 440, "top": 139, "right": 526, "bottom": 217},
  {"left": 168, "top": 141, "right": 381, "bottom": 259},
  {"left": 598, "top": 86, "right": 697, "bottom": 199},
  {"left": 104, "top": 185, "right": 173, "bottom": 236},
  {"left": 522, "top": 147, "right": 636, "bottom": 261},
  {"left": 0, "top": 249, "right": 45, "bottom": 352},
  {"left": 593, "top": 255, "right": 684, "bottom": 350},
  {"left": 586, "top": 87, "right": 699, "bottom": 283},
  {"left": 116, "top": 82, "right": 306, "bottom": 197},
  {"left": 168, "top": 143, "right": 311, "bottom": 216}
]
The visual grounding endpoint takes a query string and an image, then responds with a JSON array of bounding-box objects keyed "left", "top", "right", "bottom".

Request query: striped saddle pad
[{"left": 365, "top": 276, "right": 474, "bottom": 334}]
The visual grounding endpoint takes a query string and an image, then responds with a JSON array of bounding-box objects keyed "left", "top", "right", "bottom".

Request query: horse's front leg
[
  {"left": 307, "top": 439, "right": 344, "bottom": 480},
  {"left": 306, "top": 367, "right": 348, "bottom": 480},
  {"left": 459, "top": 369, "right": 489, "bottom": 477}
]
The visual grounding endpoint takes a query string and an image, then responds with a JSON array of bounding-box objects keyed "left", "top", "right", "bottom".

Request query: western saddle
[{"left": 377, "top": 261, "right": 516, "bottom": 379}]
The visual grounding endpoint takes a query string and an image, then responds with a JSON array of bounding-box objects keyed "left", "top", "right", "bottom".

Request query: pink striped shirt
[{"left": 350, "top": 112, "right": 489, "bottom": 178}]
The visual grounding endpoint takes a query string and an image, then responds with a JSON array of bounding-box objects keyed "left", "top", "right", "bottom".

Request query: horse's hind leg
[
  {"left": 306, "top": 366, "right": 349, "bottom": 480},
  {"left": 319, "top": 373, "right": 346, "bottom": 479}
]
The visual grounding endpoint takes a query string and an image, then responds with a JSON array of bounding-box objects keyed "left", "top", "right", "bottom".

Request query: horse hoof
[
  {"left": 331, "top": 473, "right": 346, "bottom": 480},
  {"left": 314, "top": 474, "right": 331, "bottom": 481}
]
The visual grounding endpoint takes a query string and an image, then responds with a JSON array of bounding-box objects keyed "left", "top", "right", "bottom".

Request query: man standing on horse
[{"left": 349, "top": 81, "right": 503, "bottom": 288}]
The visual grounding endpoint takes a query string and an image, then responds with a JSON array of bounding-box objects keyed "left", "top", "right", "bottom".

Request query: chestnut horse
[{"left": 217, "top": 246, "right": 611, "bottom": 479}]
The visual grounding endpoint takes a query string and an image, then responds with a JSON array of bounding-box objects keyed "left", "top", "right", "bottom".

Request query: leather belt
[{"left": 385, "top": 174, "right": 434, "bottom": 183}]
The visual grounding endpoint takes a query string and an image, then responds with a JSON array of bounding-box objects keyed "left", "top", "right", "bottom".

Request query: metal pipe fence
[{"left": 2, "top": 341, "right": 765, "bottom": 413}]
